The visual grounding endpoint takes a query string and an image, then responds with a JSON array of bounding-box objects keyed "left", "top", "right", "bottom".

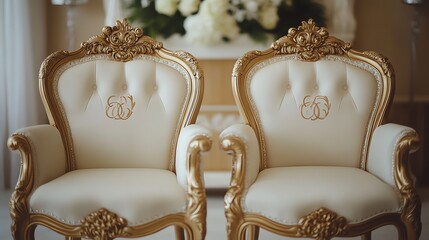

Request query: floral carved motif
[
  {"left": 272, "top": 19, "right": 351, "bottom": 61},
  {"left": 362, "top": 51, "right": 395, "bottom": 78},
  {"left": 297, "top": 208, "right": 347, "bottom": 240},
  {"left": 105, "top": 95, "right": 136, "bottom": 120},
  {"left": 81, "top": 208, "right": 128, "bottom": 240},
  {"left": 81, "top": 19, "right": 163, "bottom": 62},
  {"left": 232, "top": 51, "right": 262, "bottom": 78},
  {"left": 300, "top": 95, "right": 331, "bottom": 121}
]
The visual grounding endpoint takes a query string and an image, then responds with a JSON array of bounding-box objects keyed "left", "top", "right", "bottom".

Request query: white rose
[
  {"left": 184, "top": 0, "right": 240, "bottom": 44},
  {"left": 258, "top": 5, "right": 279, "bottom": 30},
  {"left": 140, "top": 0, "right": 151, "bottom": 8},
  {"left": 220, "top": 15, "right": 240, "bottom": 40},
  {"left": 155, "top": 0, "right": 178, "bottom": 16},
  {"left": 200, "top": 0, "right": 229, "bottom": 16},
  {"left": 178, "top": 0, "right": 200, "bottom": 16},
  {"left": 184, "top": 14, "right": 223, "bottom": 44}
]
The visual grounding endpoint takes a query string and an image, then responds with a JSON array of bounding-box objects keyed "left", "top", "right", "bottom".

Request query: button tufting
[
  {"left": 315, "top": 85, "right": 319, "bottom": 90},
  {"left": 122, "top": 84, "right": 128, "bottom": 90},
  {"left": 153, "top": 85, "right": 158, "bottom": 91},
  {"left": 287, "top": 84, "right": 291, "bottom": 89},
  {"left": 343, "top": 85, "right": 348, "bottom": 90},
  {"left": 93, "top": 84, "right": 97, "bottom": 90}
]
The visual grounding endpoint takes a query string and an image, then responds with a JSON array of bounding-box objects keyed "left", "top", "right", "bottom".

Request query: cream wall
[{"left": 354, "top": 0, "right": 429, "bottom": 101}]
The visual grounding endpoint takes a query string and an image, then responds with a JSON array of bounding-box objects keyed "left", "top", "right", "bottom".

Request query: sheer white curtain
[{"left": 0, "top": 0, "right": 47, "bottom": 189}]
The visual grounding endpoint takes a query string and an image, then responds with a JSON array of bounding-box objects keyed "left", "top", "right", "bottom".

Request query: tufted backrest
[
  {"left": 39, "top": 20, "right": 203, "bottom": 171},
  {"left": 233, "top": 20, "right": 393, "bottom": 170}
]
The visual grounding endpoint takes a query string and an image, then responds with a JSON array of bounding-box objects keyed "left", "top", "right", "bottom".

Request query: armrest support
[
  {"left": 176, "top": 124, "right": 212, "bottom": 190},
  {"left": 175, "top": 124, "right": 212, "bottom": 237},
  {"left": 8, "top": 124, "right": 67, "bottom": 191},
  {"left": 220, "top": 124, "right": 260, "bottom": 193},
  {"left": 7, "top": 124, "right": 67, "bottom": 230},
  {"left": 367, "top": 123, "right": 419, "bottom": 189},
  {"left": 220, "top": 124, "right": 260, "bottom": 233}
]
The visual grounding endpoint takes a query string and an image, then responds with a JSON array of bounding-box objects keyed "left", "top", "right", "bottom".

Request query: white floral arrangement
[{"left": 128, "top": 0, "right": 325, "bottom": 45}]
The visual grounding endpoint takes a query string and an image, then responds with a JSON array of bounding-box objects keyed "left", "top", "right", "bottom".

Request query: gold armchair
[
  {"left": 7, "top": 19, "right": 212, "bottom": 240},
  {"left": 221, "top": 19, "right": 421, "bottom": 240}
]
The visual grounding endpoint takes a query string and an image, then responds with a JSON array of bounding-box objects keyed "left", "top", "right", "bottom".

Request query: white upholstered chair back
[
  {"left": 233, "top": 20, "right": 392, "bottom": 170},
  {"left": 41, "top": 21, "right": 203, "bottom": 171}
]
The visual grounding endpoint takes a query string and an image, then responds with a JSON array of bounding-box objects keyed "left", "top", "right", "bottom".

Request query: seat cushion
[
  {"left": 244, "top": 166, "right": 401, "bottom": 224},
  {"left": 29, "top": 168, "right": 187, "bottom": 226}
]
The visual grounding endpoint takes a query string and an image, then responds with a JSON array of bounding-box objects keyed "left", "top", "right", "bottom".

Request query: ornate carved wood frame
[
  {"left": 8, "top": 19, "right": 211, "bottom": 240},
  {"left": 222, "top": 19, "right": 421, "bottom": 240}
]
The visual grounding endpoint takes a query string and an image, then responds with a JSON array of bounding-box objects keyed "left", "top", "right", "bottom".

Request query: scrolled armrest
[
  {"left": 8, "top": 125, "right": 67, "bottom": 191},
  {"left": 367, "top": 123, "right": 419, "bottom": 189},
  {"left": 220, "top": 124, "right": 260, "bottom": 194},
  {"left": 176, "top": 124, "right": 212, "bottom": 190}
]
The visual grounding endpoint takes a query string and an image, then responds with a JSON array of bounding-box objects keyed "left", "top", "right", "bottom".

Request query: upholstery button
[
  {"left": 287, "top": 84, "right": 291, "bottom": 89},
  {"left": 315, "top": 85, "right": 319, "bottom": 90},
  {"left": 122, "top": 84, "right": 127, "bottom": 90},
  {"left": 344, "top": 85, "right": 348, "bottom": 90},
  {"left": 153, "top": 85, "right": 158, "bottom": 91},
  {"left": 93, "top": 84, "right": 97, "bottom": 90}
]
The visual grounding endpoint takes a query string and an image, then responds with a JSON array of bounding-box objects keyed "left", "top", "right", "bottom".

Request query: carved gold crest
[
  {"left": 300, "top": 95, "right": 331, "bottom": 121},
  {"left": 81, "top": 19, "right": 162, "bottom": 61},
  {"left": 81, "top": 208, "right": 128, "bottom": 239},
  {"left": 297, "top": 208, "right": 347, "bottom": 240},
  {"left": 105, "top": 95, "right": 136, "bottom": 120},
  {"left": 271, "top": 19, "right": 351, "bottom": 61}
]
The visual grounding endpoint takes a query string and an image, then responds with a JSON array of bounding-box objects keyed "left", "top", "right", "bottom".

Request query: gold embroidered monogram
[
  {"left": 300, "top": 95, "right": 331, "bottom": 120},
  {"left": 105, "top": 95, "right": 136, "bottom": 120}
]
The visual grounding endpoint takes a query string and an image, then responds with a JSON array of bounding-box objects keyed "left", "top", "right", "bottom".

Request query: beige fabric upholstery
[
  {"left": 248, "top": 56, "right": 379, "bottom": 168},
  {"left": 57, "top": 56, "right": 189, "bottom": 169},
  {"left": 244, "top": 166, "right": 401, "bottom": 224},
  {"left": 13, "top": 125, "right": 67, "bottom": 188},
  {"left": 29, "top": 168, "right": 187, "bottom": 225},
  {"left": 367, "top": 123, "right": 416, "bottom": 187}
]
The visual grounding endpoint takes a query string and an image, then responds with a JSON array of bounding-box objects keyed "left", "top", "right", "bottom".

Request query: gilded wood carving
[
  {"left": 271, "top": 19, "right": 351, "bottom": 61},
  {"left": 297, "top": 208, "right": 347, "bottom": 240},
  {"left": 186, "top": 135, "right": 212, "bottom": 239},
  {"left": 80, "top": 208, "right": 128, "bottom": 240},
  {"left": 81, "top": 19, "right": 163, "bottom": 61}
]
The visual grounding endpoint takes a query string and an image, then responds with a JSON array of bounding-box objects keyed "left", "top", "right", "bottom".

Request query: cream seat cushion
[
  {"left": 244, "top": 166, "right": 401, "bottom": 224},
  {"left": 29, "top": 168, "right": 187, "bottom": 226}
]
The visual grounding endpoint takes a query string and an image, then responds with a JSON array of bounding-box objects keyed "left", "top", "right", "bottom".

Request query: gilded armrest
[
  {"left": 220, "top": 124, "right": 260, "bottom": 193},
  {"left": 367, "top": 123, "right": 421, "bottom": 235},
  {"left": 8, "top": 124, "right": 67, "bottom": 192},
  {"left": 175, "top": 124, "right": 212, "bottom": 238},
  {"left": 367, "top": 123, "right": 419, "bottom": 188},
  {"left": 7, "top": 124, "right": 67, "bottom": 234},
  {"left": 220, "top": 123, "right": 260, "bottom": 233},
  {"left": 176, "top": 124, "right": 212, "bottom": 189}
]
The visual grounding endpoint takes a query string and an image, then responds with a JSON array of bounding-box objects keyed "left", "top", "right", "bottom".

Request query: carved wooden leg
[
  {"left": 360, "top": 231, "right": 371, "bottom": 240},
  {"left": 26, "top": 224, "right": 36, "bottom": 240},
  {"left": 64, "top": 237, "right": 81, "bottom": 240},
  {"left": 248, "top": 225, "right": 259, "bottom": 240},
  {"left": 404, "top": 221, "right": 421, "bottom": 240},
  {"left": 174, "top": 226, "right": 185, "bottom": 240},
  {"left": 11, "top": 217, "right": 32, "bottom": 240}
]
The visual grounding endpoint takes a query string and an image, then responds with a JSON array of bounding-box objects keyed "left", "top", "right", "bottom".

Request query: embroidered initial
[
  {"left": 300, "top": 95, "right": 331, "bottom": 121},
  {"left": 105, "top": 95, "right": 136, "bottom": 120}
]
